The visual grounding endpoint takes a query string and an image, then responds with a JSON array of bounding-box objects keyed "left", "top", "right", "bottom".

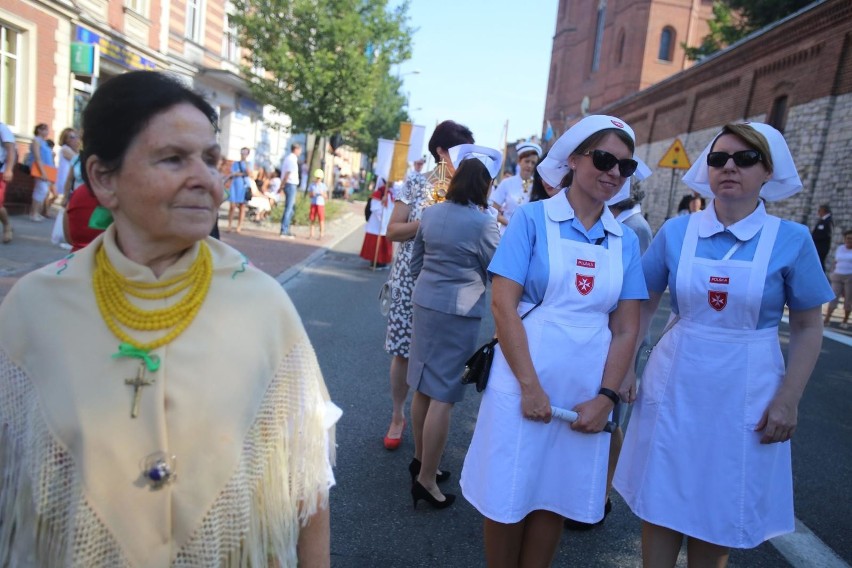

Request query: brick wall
[{"left": 599, "top": 0, "right": 852, "bottom": 256}]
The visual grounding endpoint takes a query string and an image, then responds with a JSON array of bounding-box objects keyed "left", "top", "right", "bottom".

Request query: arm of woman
[
  {"left": 491, "top": 276, "right": 552, "bottom": 422},
  {"left": 296, "top": 503, "right": 330, "bottom": 567},
  {"left": 755, "top": 306, "right": 823, "bottom": 444},
  {"left": 619, "top": 290, "right": 663, "bottom": 402},
  {"left": 410, "top": 224, "right": 425, "bottom": 283},
  {"left": 385, "top": 201, "right": 418, "bottom": 242},
  {"left": 571, "top": 299, "right": 640, "bottom": 433}
]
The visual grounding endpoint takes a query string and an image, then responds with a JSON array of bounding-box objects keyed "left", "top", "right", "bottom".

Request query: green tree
[
  {"left": 347, "top": 71, "right": 409, "bottom": 164},
  {"left": 230, "top": 0, "right": 412, "bottom": 169},
  {"left": 684, "top": 0, "right": 814, "bottom": 61}
]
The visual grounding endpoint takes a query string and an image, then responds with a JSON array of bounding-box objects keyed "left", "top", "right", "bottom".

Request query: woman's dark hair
[
  {"left": 33, "top": 123, "right": 47, "bottom": 136},
  {"left": 428, "top": 120, "right": 474, "bottom": 164},
  {"left": 676, "top": 194, "right": 693, "bottom": 213},
  {"left": 558, "top": 128, "right": 634, "bottom": 189},
  {"left": 81, "top": 71, "right": 218, "bottom": 184},
  {"left": 530, "top": 153, "right": 550, "bottom": 202},
  {"left": 445, "top": 159, "right": 490, "bottom": 208}
]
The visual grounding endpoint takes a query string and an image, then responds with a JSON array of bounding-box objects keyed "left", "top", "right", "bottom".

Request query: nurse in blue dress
[
  {"left": 614, "top": 122, "right": 834, "bottom": 567},
  {"left": 461, "top": 115, "right": 650, "bottom": 567}
]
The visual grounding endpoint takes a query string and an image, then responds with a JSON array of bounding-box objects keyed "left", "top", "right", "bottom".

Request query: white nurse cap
[
  {"left": 515, "top": 141, "right": 542, "bottom": 158},
  {"left": 537, "top": 114, "right": 652, "bottom": 205},
  {"left": 448, "top": 144, "right": 504, "bottom": 178},
  {"left": 682, "top": 121, "right": 802, "bottom": 201}
]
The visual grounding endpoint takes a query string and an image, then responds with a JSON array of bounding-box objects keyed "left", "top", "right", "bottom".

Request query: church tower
[{"left": 544, "top": 0, "right": 714, "bottom": 135}]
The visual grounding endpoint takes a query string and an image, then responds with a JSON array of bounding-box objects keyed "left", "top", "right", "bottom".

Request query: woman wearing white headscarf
[
  {"left": 615, "top": 122, "right": 833, "bottom": 567},
  {"left": 461, "top": 116, "right": 650, "bottom": 566},
  {"left": 489, "top": 141, "right": 542, "bottom": 234},
  {"left": 406, "top": 145, "right": 501, "bottom": 510}
]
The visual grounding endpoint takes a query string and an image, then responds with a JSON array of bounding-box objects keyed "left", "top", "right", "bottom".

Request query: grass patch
[{"left": 269, "top": 194, "right": 346, "bottom": 225}]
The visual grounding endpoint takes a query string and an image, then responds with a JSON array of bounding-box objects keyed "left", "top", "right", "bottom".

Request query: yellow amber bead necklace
[{"left": 93, "top": 242, "right": 213, "bottom": 353}]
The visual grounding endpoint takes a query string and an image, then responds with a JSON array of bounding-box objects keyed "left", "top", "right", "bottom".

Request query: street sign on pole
[
  {"left": 659, "top": 138, "right": 692, "bottom": 219},
  {"left": 658, "top": 138, "right": 691, "bottom": 169}
]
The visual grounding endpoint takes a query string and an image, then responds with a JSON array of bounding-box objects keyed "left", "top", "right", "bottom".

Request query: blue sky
[{"left": 392, "top": 1, "right": 558, "bottom": 153}]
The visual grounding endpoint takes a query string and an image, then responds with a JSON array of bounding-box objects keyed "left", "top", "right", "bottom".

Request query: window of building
[
  {"left": 591, "top": 1, "right": 606, "bottom": 73},
  {"left": 223, "top": 11, "right": 240, "bottom": 62},
  {"left": 769, "top": 95, "right": 788, "bottom": 133},
  {"left": 125, "top": 0, "right": 147, "bottom": 16},
  {"left": 615, "top": 29, "right": 625, "bottom": 66},
  {"left": 658, "top": 26, "right": 675, "bottom": 62},
  {"left": 1, "top": 24, "right": 21, "bottom": 129},
  {"left": 186, "top": 0, "right": 204, "bottom": 43}
]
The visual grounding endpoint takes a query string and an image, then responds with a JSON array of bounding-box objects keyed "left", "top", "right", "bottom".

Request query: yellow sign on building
[{"left": 658, "top": 138, "right": 691, "bottom": 169}]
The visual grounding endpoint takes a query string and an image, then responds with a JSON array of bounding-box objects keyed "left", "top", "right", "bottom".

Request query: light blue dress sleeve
[{"left": 619, "top": 228, "right": 649, "bottom": 301}]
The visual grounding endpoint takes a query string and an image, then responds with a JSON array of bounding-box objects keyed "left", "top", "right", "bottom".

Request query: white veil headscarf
[
  {"left": 448, "top": 144, "right": 504, "bottom": 178},
  {"left": 682, "top": 121, "right": 802, "bottom": 201},
  {"left": 536, "top": 115, "right": 652, "bottom": 205}
]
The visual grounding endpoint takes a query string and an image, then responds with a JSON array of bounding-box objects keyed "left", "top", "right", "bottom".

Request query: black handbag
[
  {"left": 461, "top": 301, "right": 542, "bottom": 393},
  {"left": 461, "top": 338, "right": 498, "bottom": 392}
]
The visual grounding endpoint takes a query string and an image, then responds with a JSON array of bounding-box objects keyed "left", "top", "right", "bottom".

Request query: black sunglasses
[
  {"left": 706, "top": 150, "right": 762, "bottom": 168},
  {"left": 583, "top": 150, "right": 638, "bottom": 178}
]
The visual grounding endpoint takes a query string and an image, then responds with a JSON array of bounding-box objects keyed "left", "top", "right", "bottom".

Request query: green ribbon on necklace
[{"left": 112, "top": 343, "right": 161, "bottom": 372}]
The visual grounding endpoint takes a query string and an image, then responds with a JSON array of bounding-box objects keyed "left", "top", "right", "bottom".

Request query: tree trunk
[{"left": 307, "top": 135, "right": 324, "bottom": 196}]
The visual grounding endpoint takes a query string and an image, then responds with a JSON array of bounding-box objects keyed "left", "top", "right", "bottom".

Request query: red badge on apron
[
  {"left": 576, "top": 274, "right": 595, "bottom": 296},
  {"left": 708, "top": 290, "right": 728, "bottom": 311}
]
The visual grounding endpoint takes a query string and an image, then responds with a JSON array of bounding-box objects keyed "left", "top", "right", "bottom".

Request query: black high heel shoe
[
  {"left": 411, "top": 481, "right": 456, "bottom": 510},
  {"left": 408, "top": 458, "right": 451, "bottom": 484}
]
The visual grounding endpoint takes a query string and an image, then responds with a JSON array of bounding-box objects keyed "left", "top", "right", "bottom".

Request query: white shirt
[
  {"left": 280, "top": 153, "right": 299, "bottom": 185},
  {"left": 835, "top": 245, "right": 852, "bottom": 275},
  {"left": 0, "top": 123, "right": 14, "bottom": 172}
]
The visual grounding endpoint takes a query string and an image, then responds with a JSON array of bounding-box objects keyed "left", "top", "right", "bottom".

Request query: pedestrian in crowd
[
  {"left": 528, "top": 152, "right": 560, "bottom": 203},
  {"left": 489, "top": 142, "right": 542, "bottom": 234},
  {"left": 29, "top": 123, "right": 55, "bottom": 222},
  {"left": 0, "top": 70, "right": 338, "bottom": 566},
  {"left": 247, "top": 166, "right": 273, "bottom": 222},
  {"left": 226, "top": 146, "right": 252, "bottom": 233},
  {"left": 407, "top": 145, "right": 502, "bottom": 510},
  {"left": 461, "top": 115, "right": 650, "bottom": 567},
  {"left": 812, "top": 203, "right": 834, "bottom": 271},
  {"left": 825, "top": 229, "right": 852, "bottom": 327},
  {"left": 279, "top": 143, "right": 301, "bottom": 239},
  {"left": 359, "top": 180, "right": 393, "bottom": 268},
  {"left": 0, "top": 121, "right": 15, "bottom": 243},
  {"left": 308, "top": 168, "right": 328, "bottom": 240},
  {"left": 615, "top": 122, "right": 833, "bottom": 568},
  {"left": 382, "top": 120, "right": 475, "bottom": 450},
  {"left": 676, "top": 193, "right": 693, "bottom": 216},
  {"left": 56, "top": 128, "right": 81, "bottom": 202},
  {"left": 268, "top": 168, "right": 282, "bottom": 202},
  {"left": 689, "top": 193, "right": 705, "bottom": 212}
]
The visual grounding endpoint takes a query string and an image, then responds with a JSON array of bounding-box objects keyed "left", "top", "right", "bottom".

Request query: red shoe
[{"left": 383, "top": 420, "right": 405, "bottom": 451}]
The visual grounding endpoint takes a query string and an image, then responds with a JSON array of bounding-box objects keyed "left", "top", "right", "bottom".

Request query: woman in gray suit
[{"left": 407, "top": 145, "right": 502, "bottom": 510}]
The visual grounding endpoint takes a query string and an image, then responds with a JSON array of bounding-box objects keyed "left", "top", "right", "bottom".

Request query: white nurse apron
[
  {"left": 614, "top": 211, "right": 794, "bottom": 548},
  {"left": 461, "top": 197, "right": 622, "bottom": 524}
]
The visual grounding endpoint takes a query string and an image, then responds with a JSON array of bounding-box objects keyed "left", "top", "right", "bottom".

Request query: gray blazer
[{"left": 410, "top": 201, "right": 500, "bottom": 318}]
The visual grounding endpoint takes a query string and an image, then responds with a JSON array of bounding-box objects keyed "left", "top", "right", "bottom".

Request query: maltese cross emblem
[
  {"left": 575, "top": 274, "right": 595, "bottom": 296},
  {"left": 708, "top": 290, "right": 728, "bottom": 311}
]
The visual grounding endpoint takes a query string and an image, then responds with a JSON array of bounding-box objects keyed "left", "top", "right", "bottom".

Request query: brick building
[
  {"left": 543, "top": 0, "right": 714, "bottom": 135},
  {"left": 594, "top": 0, "right": 851, "bottom": 252},
  {"left": 0, "top": 0, "right": 292, "bottom": 183}
]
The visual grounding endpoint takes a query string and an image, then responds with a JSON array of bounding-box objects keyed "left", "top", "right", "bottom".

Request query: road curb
[{"left": 274, "top": 211, "right": 365, "bottom": 286}]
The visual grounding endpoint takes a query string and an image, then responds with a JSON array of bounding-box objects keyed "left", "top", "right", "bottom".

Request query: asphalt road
[{"left": 282, "top": 228, "right": 851, "bottom": 568}]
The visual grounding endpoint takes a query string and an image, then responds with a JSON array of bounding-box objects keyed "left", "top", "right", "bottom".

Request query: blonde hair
[{"left": 713, "top": 123, "right": 773, "bottom": 174}]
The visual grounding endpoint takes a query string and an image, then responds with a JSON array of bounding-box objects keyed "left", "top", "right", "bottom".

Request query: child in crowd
[{"left": 308, "top": 169, "right": 328, "bottom": 239}]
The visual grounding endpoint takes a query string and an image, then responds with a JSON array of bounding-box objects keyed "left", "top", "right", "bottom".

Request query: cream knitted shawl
[{"left": 0, "top": 229, "right": 337, "bottom": 567}]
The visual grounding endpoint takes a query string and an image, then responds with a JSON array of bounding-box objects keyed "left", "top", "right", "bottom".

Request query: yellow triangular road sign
[{"left": 658, "top": 138, "right": 691, "bottom": 170}]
